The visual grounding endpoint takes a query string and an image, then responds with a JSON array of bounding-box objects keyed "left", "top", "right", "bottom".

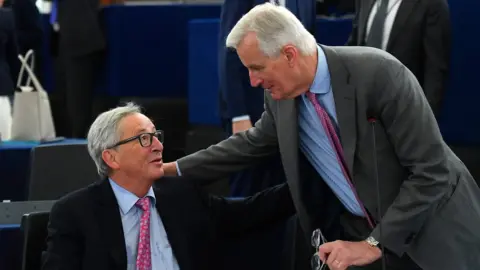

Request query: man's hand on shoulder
[
  {"left": 163, "top": 162, "right": 179, "bottom": 176},
  {"left": 318, "top": 240, "right": 382, "bottom": 270}
]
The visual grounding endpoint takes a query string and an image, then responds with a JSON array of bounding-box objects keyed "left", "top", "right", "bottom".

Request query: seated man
[{"left": 41, "top": 103, "right": 295, "bottom": 270}]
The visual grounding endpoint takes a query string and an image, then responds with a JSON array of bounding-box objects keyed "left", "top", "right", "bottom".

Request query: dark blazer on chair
[
  {"left": 218, "top": 0, "right": 316, "bottom": 123},
  {"left": 0, "top": 8, "right": 19, "bottom": 96},
  {"left": 347, "top": 0, "right": 451, "bottom": 115},
  {"left": 41, "top": 177, "right": 294, "bottom": 270}
]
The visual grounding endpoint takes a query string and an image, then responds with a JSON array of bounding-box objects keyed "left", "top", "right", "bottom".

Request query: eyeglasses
[
  {"left": 108, "top": 130, "right": 164, "bottom": 148},
  {"left": 311, "top": 229, "right": 327, "bottom": 270}
]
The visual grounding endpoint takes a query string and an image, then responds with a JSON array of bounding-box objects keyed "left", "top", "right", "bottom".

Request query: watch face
[{"left": 367, "top": 236, "right": 379, "bottom": 246}]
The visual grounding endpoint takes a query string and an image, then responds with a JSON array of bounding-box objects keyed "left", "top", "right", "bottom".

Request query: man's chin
[
  {"left": 269, "top": 92, "right": 282, "bottom": 100},
  {"left": 271, "top": 94, "right": 290, "bottom": 101},
  {"left": 151, "top": 168, "right": 165, "bottom": 180}
]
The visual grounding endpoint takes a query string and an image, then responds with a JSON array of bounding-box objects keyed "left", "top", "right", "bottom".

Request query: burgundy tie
[
  {"left": 136, "top": 197, "right": 152, "bottom": 270},
  {"left": 306, "top": 92, "right": 374, "bottom": 228}
]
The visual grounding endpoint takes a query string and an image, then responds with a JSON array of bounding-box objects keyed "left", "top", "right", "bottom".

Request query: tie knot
[
  {"left": 136, "top": 197, "right": 150, "bottom": 211},
  {"left": 306, "top": 91, "right": 316, "bottom": 101}
]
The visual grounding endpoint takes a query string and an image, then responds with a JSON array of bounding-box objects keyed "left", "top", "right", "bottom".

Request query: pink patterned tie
[
  {"left": 136, "top": 197, "right": 152, "bottom": 270},
  {"left": 306, "top": 92, "right": 374, "bottom": 228}
]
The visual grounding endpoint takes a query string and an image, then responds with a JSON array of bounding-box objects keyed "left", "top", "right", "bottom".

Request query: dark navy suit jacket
[
  {"left": 218, "top": 0, "right": 316, "bottom": 123},
  {"left": 5, "top": 0, "right": 44, "bottom": 56},
  {"left": 0, "top": 8, "right": 19, "bottom": 96}
]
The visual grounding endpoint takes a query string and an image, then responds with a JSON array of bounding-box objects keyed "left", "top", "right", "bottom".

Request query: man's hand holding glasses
[{"left": 311, "top": 229, "right": 382, "bottom": 270}]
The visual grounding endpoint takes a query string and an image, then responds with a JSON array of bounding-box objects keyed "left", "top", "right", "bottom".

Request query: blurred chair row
[
  {"left": 27, "top": 143, "right": 100, "bottom": 201},
  {"left": 21, "top": 211, "right": 49, "bottom": 270},
  {"left": 2, "top": 143, "right": 98, "bottom": 270}
]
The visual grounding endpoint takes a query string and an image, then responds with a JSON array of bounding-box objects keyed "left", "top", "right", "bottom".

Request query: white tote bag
[
  {"left": 11, "top": 50, "right": 56, "bottom": 141},
  {"left": 0, "top": 96, "right": 12, "bottom": 141}
]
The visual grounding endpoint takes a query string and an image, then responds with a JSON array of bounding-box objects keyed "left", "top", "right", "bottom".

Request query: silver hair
[
  {"left": 225, "top": 3, "right": 317, "bottom": 57},
  {"left": 87, "top": 102, "right": 141, "bottom": 178}
]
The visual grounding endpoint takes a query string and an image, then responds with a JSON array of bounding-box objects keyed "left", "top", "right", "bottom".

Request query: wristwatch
[{"left": 365, "top": 236, "right": 380, "bottom": 247}]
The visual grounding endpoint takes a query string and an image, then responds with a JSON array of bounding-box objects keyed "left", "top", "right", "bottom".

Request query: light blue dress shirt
[
  {"left": 297, "top": 46, "right": 364, "bottom": 217},
  {"left": 109, "top": 179, "right": 180, "bottom": 270}
]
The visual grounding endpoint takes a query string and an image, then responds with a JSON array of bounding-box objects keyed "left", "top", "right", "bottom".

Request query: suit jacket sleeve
[
  {"left": 369, "top": 56, "right": 451, "bottom": 256},
  {"left": 176, "top": 93, "right": 279, "bottom": 181},
  {"left": 421, "top": 0, "right": 451, "bottom": 115},
  {"left": 204, "top": 183, "right": 295, "bottom": 234},
  {"left": 218, "top": 0, "right": 255, "bottom": 119},
  {"left": 346, "top": 0, "right": 361, "bottom": 46},
  {"left": 41, "top": 199, "right": 82, "bottom": 270}
]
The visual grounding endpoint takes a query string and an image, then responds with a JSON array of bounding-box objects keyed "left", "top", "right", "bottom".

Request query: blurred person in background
[
  {"left": 4, "top": 0, "right": 44, "bottom": 83},
  {"left": 316, "top": 0, "right": 355, "bottom": 16},
  {"left": 49, "top": 0, "right": 106, "bottom": 138},
  {"left": 218, "top": 0, "right": 316, "bottom": 197},
  {"left": 0, "top": 0, "right": 18, "bottom": 140},
  {"left": 0, "top": 0, "right": 19, "bottom": 102},
  {"left": 347, "top": 0, "right": 451, "bottom": 117}
]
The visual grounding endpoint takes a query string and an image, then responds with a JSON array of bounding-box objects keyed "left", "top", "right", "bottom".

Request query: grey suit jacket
[{"left": 177, "top": 45, "right": 480, "bottom": 270}]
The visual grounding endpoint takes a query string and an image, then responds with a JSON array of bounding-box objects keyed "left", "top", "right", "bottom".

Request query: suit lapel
[
  {"left": 386, "top": 0, "right": 419, "bottom": 51},
  {"left": 278, "top": 98, "right": 299, "bottom": 182},
  {"left": 358, "top": 0, "right": 375, "bottom": 45},
  {"left": 94, "top": 179, "right": 127, "bottom": 269},
  {"left": 277, "top": 98, "right": 319, "bottom": 234},
  {"left": 277, "top": 99, "right": 303, "bottom": 203},
  {"left": 322, "top": 46, "right": 357, "bottom": 179},
  {"left": 154, "top": 188, "right": 190, "bottom": 270}
]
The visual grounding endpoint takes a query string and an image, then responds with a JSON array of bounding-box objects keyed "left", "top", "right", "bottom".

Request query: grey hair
[
  {"left": 87, "top": 102, "right": 141, "bottom": 178},
  {"left": 225, "top": 3, "right": 317, "bottom": 57}
]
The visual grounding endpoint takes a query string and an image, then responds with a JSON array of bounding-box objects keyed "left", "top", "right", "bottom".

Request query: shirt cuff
[
  {"left": 232, "top": 115, "right": 250, "bottom": 122},
  {"left": 175, "top": 161, "right": 182, "bottom": 176}
]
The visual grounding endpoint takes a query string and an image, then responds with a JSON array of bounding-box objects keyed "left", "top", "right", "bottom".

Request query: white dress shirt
[{"left": 365, "top": 0, "right": 403, "bottom": 50}]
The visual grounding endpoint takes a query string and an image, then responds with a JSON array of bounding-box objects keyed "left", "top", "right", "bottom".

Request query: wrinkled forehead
[
  {"left": 239, "top": 32, "right": 260, "bottom": 47},
  {"left": 118, "top": 113, "right": 156, "bottom": 138},
  {"left": 237, "top": 33, "right": 272, "bottom": 67}
]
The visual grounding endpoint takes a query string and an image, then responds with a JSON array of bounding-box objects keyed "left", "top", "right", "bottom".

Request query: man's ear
[
  {"left": 102, "top": 149, "right": 120, "bottom": 170},
  {"left": 283, "top": 45, "right": 298, "bottom": 67}
]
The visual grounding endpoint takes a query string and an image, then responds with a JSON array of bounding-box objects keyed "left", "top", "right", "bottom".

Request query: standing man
[
  {"left": 50, "top": 0, "right": 106, "bottom": 138},
  {"left": 4, "top": 0, "right": 44, "bottom": 83},
  {"left": 218, "top": 0, "right": 316, "bottom": 196},
  {"left": 167, "top": 4, "right": 480, "bottom": 269},
  {"left": 347, "top": 0, "right": 451, "bottom": 116}
]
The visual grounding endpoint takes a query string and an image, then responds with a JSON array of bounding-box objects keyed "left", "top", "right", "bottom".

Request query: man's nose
[
  {"left": 152, "top": 136, "right": 163, "bottom": 151},
  {"left": 249, "top": 72, "right": 262, "bottom": 87}
]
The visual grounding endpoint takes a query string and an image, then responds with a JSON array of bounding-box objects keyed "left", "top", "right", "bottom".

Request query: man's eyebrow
[
  {"left": 134, "top": 127, "right": 155, "bottom": 134},
  {"left": 132, "top": 128, "right": 147, "bottom": 135},
  {"left": 248, "top": 64, "right": 264, "bottom": 69}
]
